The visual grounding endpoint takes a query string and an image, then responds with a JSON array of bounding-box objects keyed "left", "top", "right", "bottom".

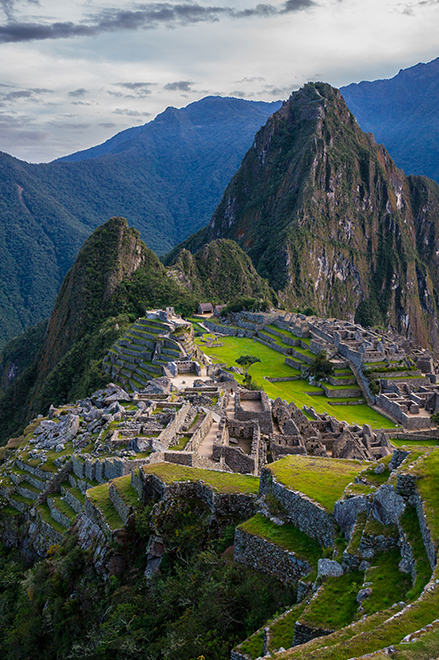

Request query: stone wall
[
  {"left": 234, "top": 527, "right": 313, "bottom": 585},
  {"left": 140, "top": 472, "right": 257, "bottom": 519},
  {"left": 376, "top": 395, "right": 432, "bottom": 430},
  {"left": 47, "top": 497, "right": 72, "bottom": 529},
  {"left": 259, "top": 469, "right": 336, "bottom": 547},
  {"left": 158, "top": 402, "right": 192, "bottom": 448},
  {"left": 186, "top": 411, "right": 213, "bottom": 452},
  {"left": 235, "top": 391, "right": 273, "bottom": 434},
  {"left": 322, "top": 385, "right": 362, "bottom": 399},
  {"left": 293, "top": 620, "right": 333, "bottom": 646},
  {"left": 109, "top": 483, "right": 131, "bottom": 526}
]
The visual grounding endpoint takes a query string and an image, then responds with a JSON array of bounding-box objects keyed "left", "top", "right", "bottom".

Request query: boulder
[
  {"left": 317, "top": 558, "right": 343, "bottom": 578},
  {"left": 372, "top": 484, "right": 405, "bottom": 525},
  {"left": 333, "top": 495, "right": 369, "bottom": 537}
]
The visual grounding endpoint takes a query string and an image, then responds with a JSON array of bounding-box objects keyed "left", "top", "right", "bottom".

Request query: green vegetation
[
  {"left": 196, "top": 334, "right": 395, "bottom": 428},
  {"left": 304, "top": 351, "right": 335, "bottom": 381},
  {"left": 267, "top": 455, "right": 367, "bottom": 511},
  {"left": 399, "top": 505, "right": 433, "bottom": 599},
  {"left": 406, "top": 448, "right": 439, "bottom": 547},
  {"left": 268, "top": 602, "right": 308, "bottom": 653},
  {"left": 112, "top": 475, "right": 142, "bottom": 509},
  {"left": 142, "top": 462, "right": 260, "bottom": 494},
  {"left": 300, "top": 571, "right": 364, "bottom": 631},
  {"left": 239, "top": 514, "right": 323, "bottom": 566},
  {"left": 0, "top": 492, "right": 294, "bottom": 660},
  {"left": 87, "top": 483, "right": 124, "bottom": 530},
  {"left": 361, "top": 548, "right": 412, "bottom": 615}
]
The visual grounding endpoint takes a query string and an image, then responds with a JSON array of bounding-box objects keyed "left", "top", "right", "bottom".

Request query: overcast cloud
[{"left": 0, "top": 0, "right": 438, "bottom": 161}]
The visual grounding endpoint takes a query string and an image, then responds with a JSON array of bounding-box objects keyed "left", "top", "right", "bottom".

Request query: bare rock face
[
  {"left": 372, "top": 484, "right": 405, "bottom": 525},
  {"left": 333, "top": 495, "right": 369, "bottom": 538}
]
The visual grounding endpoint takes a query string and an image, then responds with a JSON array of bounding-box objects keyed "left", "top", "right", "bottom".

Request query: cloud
[
  {"left": 0, "top": 0, "right": 317, "bottom": 43},
  {"left": 0, "top": 87, "right": 53, "bottom": 102},
  {"left": 234, "top": 76, "right": 266, "bottom": 83},
  {"left": 68, "top": 88, "right": 88, "bottom": 97},
  {"left": 0, "top": 0, "right": 38, "bottom": 20},
  {"left": 99, "top": 122, "right": 117, "bottom": 128},
  {"left": 112, "top": 108, "right": 152, "bottom": 117},
  {"left": 164, "top": 80, "right": 194, "bottom": 91},
  {"left": 112, "top": 81, "right": 155, "bottom": 97}
]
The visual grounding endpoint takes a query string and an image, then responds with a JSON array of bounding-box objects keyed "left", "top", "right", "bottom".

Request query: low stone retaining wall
[
  {"left": 234, "top": 527, "right": 313, "bottom": 585},
  {"left": 62, "top": 489, "right": 83, "bottom": 514},
  {"left": 285, "top": 356, "right": 307, "bottom": 370},
  {"left": 14, "top": 459, "right": 49, "bottom": 481},
  {"left": 141, "top": 472, "right": 257, "bottom": 519},
  {"left": 16, "top": 485, "right": 38, "bottom": 501},
  {"left": 259, "top": 469, "right": 336, "bottom": 547},
  {"left": 47, "top": 497, "right": 71, "bottom": 529},
  {"left": 293, "top": 620, "right": 333, "bottom": 646},
  {"left": 109, "top": 483, "right": 132, "bottom": 526},
  {"left": 322, "top": 385, "right": 362, "bottom": 398},
  {"left": 254, "top": 336, "right": 292, "bottom": 356}
]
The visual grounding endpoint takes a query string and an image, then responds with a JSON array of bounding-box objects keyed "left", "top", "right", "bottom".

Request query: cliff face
[
  {"left": 203, "top": 83, "right": 439, "bottom": 350},
  {"left": 36, "top": 217, "right": 148, "bottom": 384}
]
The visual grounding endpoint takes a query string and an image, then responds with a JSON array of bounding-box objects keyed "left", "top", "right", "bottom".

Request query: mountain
[
  {"left": 0, "top": 217, "right": 274, "bottom": 442},
  {"left": 341, "top": 57, "right": 439, "bottom": 183},
  {"left": 172, "top": 83, "right": 439, "bottom": 351},
  {"left": 0, "top": 96, "right": 281, "bottom": 350}
]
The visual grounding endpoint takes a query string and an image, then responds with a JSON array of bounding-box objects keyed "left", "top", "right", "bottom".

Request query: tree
[
  {"left": 236, "top": 355, "right": 261, "bottom": 389},
  {"left": 304, "top": 351, "right": 334, "bottom": 382}
]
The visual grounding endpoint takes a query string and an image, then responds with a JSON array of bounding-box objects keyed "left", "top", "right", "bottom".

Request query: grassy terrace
[
  {"left": 195, "top": 334, "right": 396, "bottom": 428},
  {"left": 267, "top": 455, "right": 368, "bottom": 512},
  {"left": 142, "top": 462, "right": 260, "bottom": 494},
  {"left": 300, "top": 570, "right": 364, "bottom": 631},
  {"left": 361, "top": 548, "right": 412, "bottom": 616},
  {"left": 404, "top": 447, "right": 439, "bottom": 549},
  {"left": 86, "top": 483, "right": 124, "bottom": 530},
  {"left": 279, "top": 567, "right": 439, "bottom": 660},
  {"left": 239, "top": 514, "right": 323, "bottom": 566},
  {"left": 112, "top": 475, "right": 142, "bottom": 508}
]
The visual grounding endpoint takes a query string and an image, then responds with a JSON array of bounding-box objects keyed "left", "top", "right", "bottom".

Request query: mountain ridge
[{"left": 172, "top": 82, "right": 439, "bottom": 351}]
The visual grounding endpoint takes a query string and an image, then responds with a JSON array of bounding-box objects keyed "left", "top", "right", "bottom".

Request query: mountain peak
[{"left": 186, "top": 82, "right": 439, "bottom": 349}]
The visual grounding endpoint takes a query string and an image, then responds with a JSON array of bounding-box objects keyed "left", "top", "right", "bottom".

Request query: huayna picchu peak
[{"left": 174, "top": 82, "right": 439, "bottom": 352}]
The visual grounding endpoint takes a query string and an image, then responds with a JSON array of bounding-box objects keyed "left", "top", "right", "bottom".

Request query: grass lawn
[
  {"left": 267, "top": 455, "right": 367, "bottom": 512},
  {"left": 239, "top": 514, "right": 323, "bottom": 565},
  {"left": 87, "top": 483, "right": 124, "bottom": 530},
  {"left": 142, "top": 462, "right": 260, "bottom": 494},
  {"left": 196, "top": 335, "right": 396, "bottom": 429},
  {"left": 391, "top": 438, "right": 439, "bottom": 447}
]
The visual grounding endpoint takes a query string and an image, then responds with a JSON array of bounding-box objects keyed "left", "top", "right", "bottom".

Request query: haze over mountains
[
  {"left": 0, "top": 97, "right": 280, "bottom": 349},
  {"left": 341, "top": 57, "right": 439, "bottom": 184}
]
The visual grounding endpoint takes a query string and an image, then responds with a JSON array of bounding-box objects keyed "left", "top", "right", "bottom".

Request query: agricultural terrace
[
  {"left": 266, "top": 455, "right": 368, "bottom": 512},
  {"left": 196, "top": 334, "right": 395, "bottom": 428},
  {"left": 142, "top": 463, "right": 260, "bottom": 494}
]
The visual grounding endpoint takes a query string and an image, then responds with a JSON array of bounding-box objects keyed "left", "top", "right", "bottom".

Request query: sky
[{"left": 0, "top": 0, "right": 438, "bottom": 163}]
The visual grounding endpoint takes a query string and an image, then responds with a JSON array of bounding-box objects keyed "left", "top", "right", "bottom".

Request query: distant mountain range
[
  {"left": 170, "top": 82, "right": 439, "bottom": 352},
  {"left": 0, "top": 96, "right": 280, "bottom": 349},
  {"left": 2, "top": 56, "right": 439, "bottom": 351},
  {"left": 341, "top": 57, "right": 439, "bottom": 183}
]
